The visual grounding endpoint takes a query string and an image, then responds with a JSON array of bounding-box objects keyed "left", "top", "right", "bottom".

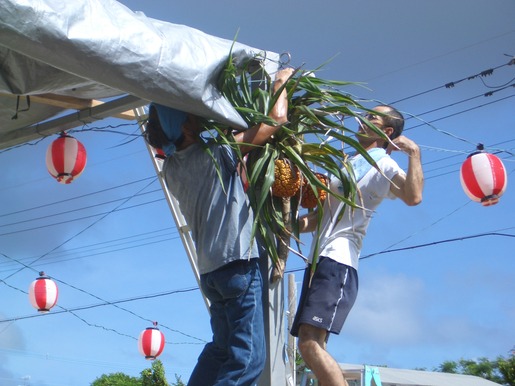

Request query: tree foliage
[
  {"left": 498, "top": 355, "right": 515, "bottom": 386},
  {"left": 141, "top": 360, "right": 169, "bottom": 386},
  {"left": 91, "top": 372, "right": 141, "bottom": 386},
  {"left": 170, "top": 374, "right": 186, "bottom": 386},
  {"left": 90, "top": 360, "right": 172, "bottom": 386},
  {"left": 436, "top": 355, "right": 515, "bottom": 386}
]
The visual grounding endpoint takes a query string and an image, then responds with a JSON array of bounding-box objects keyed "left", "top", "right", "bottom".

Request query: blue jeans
[{"left": 187, "top": 259, "right": 266, "bottom": 386}]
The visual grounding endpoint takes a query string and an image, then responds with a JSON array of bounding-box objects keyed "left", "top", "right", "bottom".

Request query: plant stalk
[{"left": 271, "top": 196, "right": 291, "bottom": 283}]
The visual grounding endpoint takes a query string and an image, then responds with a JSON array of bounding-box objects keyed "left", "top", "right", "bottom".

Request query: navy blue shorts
[{"left": 290, "top": 256, "right": 358, "bottom": 336}]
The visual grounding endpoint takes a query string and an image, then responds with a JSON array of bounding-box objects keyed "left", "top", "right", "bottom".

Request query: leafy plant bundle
[{"left": 200, "top": 53, "right": 390, "bottom": 282}]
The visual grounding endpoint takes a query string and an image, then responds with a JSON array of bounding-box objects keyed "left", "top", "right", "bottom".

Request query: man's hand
[
  {"left": 386, "top": 135, "right": 420, "bottom": 157},
  {"left": 234, "top": 67, "right": 294, "bottom": 154},
  {"left": 269, "top": 68, "right": 294, "bottom": 125},
  {"left": 388, "top": 135, "right": 424, "bottom": 206}
]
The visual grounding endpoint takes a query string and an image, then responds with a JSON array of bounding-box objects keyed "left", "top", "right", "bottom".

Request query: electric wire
[
  {"left": 403, "top": 83, "right": 515, "bottom": 122},
  {"left": 0, "top": 197, "right": 165, "bottom": 237},
  {"left": 0, "top": 96, "right": 512, "bottom": 236},
  {"left": 360, "top": 231, "right": 515, "bottom": 260},
  {"left": 406, "top": 94, "right": 515, "bottom": 139},
  {"left": 1, "top": 58, "right": 513, "bottom": 364},
  {"left": 0, "top": 176, "right": 157, "bottom": 218},
  {"left": 284, "top": 228, "right": 515, "bottom": 275},
  {"left": 0, "top": 250, "right": 207, "bottom": 344},
  {"left": 389, "top": 58, "right": 514, "bottom": 104},
  {"left": 0, "top": 347, "right": 145, "bottom": 372},
  {"left": 3, "top": 228, "right": 513, "bottom": 326},
  {"left": 0, "top": 188, "right": 162, "bottom": 229},
  {"left": 0, "top": 176, "right": 157, "bottom": 280},
  {"left": 0, "top": 228, "right": 178, "bottom": 272}
]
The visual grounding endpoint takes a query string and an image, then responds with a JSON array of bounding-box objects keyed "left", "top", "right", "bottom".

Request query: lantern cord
[
  {"left": 0, "top": 320, "right": 15, "bottom": 335},
  {"left": 10, "top": 95, "right": 31, "bottom": 120},
  {"left": 2, "top": 230, "right": 514, "bottom": 342},
  {"left": 0, "top": 274, "right": 26, "bottom": 295},
  {"left": 0, "top": 249, "right": 207, "bottom": 343}
]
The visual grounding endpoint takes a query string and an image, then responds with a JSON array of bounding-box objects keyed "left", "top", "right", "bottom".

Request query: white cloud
[
  {"left": 0, "top": 317, "right": 26, "bottom": 386},
  {"left": 325, "top": 266, "right": 515, "bottom": 369},
  {"left": 344, "top": 272, "right": 427, "bottom": 346}
]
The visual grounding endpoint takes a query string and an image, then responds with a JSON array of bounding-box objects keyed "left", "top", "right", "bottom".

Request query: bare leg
[{"left": 297, "top": 324, "right": 347, "bottom": 386}]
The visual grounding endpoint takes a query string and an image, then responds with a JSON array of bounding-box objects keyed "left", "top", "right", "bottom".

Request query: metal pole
[
  {"left": 134, "top": 106, "right": 209, "bottom": 311},
  {"left": 288, "top": 273, "right": 297, "bottom": 385}
]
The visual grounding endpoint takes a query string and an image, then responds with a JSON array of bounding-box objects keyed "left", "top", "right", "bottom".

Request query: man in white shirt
[{"left": 291, "top": 105, "right": 424, "bottom": 386}]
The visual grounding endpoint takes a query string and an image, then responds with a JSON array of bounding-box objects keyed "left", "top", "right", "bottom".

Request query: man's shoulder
[{"left": 378, "top": 154, "right": 401, "bottom": 170}]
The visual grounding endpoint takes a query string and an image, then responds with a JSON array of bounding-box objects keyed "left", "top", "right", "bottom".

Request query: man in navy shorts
[{"left": 291, "top": 105, "right": 424, "bottom": 385}]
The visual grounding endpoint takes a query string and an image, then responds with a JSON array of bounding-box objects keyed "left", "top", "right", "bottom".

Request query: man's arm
[
  {"left": 388, "top": 136, "right": 424, "bottom": 206},
  {"left": 233, "top": 68, "right": 293, "bottom": 154},
  {"left": 299, "top": 210, "right": 319, "bottom": 233}
]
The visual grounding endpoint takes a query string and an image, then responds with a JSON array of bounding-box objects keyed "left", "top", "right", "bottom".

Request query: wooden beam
[
  {"left": 0, "top": 94, "right": 147, "bottom": 150},
  {"left": 0, "top": 92, "right": 137, "bottom": 120}
]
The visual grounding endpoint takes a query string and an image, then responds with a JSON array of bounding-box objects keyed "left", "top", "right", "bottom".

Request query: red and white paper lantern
[
  {"left": 460, "top": 150, "right": 507, "bottom": 206},
  {"left": 138, "top": 323, "right": 165, "bottom": 360},
  {"left": 46, "top": 132, "right": 87, "bottom": 184},
  {"left": 28, "top": 272, "right": 58, "bottom": 313}
]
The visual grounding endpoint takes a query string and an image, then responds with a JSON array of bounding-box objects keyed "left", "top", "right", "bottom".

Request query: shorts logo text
[{"left": 312, "top": 316, "right": 323, "bottom": 323}]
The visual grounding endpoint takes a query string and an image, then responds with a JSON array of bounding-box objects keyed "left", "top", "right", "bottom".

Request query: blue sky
[{"left": 1, "top": 0, "right": 514, "bottom": 385}]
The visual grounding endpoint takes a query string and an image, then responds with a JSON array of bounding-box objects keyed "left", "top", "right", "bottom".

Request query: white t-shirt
[{"left": 311, "top": 155, "right": 405, "bottom": 270}]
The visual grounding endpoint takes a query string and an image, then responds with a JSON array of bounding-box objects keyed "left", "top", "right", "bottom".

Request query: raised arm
[
  {"left": 234, "top": 67, "right": 293, "bottom": 154},
  {"left": 299, "top": 210, "right": 319, "bottom": 233},
  {"left": 388, "top": 135, "right": 424, "bottom": 206}
]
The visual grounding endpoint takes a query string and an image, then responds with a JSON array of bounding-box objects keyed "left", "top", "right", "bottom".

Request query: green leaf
[{"left": 204, "top": 49, "right": 391, "bottom": 269}]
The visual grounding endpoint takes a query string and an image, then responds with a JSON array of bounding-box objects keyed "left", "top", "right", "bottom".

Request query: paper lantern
[
  {"left": 154, "top": 147, "right": 166, "bottom": 160},
  {"left": 460, "top": 148, "right": 507, "bottom": 206},
  {"left": 138, "top": 322, "right": 165, "bottom": 360},
  {"left": 46, "top": 132, "right": 87, "bottom": 184},
  {"left": 28, "top": 272, "right": 58, "bottom": 313}
]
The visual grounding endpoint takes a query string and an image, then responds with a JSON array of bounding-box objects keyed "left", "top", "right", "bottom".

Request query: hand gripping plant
[{"left": 203, "top": 52, "right": 390, "bottom": 283}]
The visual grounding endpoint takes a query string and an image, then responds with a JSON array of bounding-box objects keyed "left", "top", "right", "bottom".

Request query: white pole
[{"left": 288, "top": 273, "right": 297, "bottom": 385}]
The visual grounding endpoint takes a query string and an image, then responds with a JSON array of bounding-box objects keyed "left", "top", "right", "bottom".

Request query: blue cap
[{"left": 150, "top": 103, "right": 188, "bottom": 156}]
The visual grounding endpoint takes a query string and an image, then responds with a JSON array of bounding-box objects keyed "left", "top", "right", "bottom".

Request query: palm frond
[{"left": 203, "top": 51, "right": 389, "bottom": 276}]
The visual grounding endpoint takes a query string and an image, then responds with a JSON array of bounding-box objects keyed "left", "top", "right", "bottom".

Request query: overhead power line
[
  {"left": 0, "top": 251, "right": 207, "bottom": 344},
  {"left": 360, "top": 232, "right": 515, "bottom": 260},
  {"left": 390, "top": 58, "right": 514, "bottom": 104},
  {"left": 0, "top": 197, "right": 165, "bottom": 237},
  {"left": 4, "top": 229, "right": 514, "bottom": 323},
  {"left": 0, "top": 57, "right": 513, "bottom": 361},
  {"left": 0, "top": 176, "right": 157, "bottom": 218},
  {"left": 285, "top": 230, "right": 515, "bottom": 274},
  {"left": 0, "top": 189, "right": 162, "bottom": 229},
  {"left": 404, "top": 83, "right": 515, "bottom": 123},
  {"left": 0, "top": 227, "right": 178, "bottom": 272},
  {"left": 0, "top": 177, "right": 158, "bottom": 281}
]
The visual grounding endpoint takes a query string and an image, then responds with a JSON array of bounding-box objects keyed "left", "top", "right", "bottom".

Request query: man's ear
[
  {"left": 383, "top": 126, "right": 394, "bottom": 138},
  {"left": 381, "top": 126, "right": 394, "bottom": 149}
]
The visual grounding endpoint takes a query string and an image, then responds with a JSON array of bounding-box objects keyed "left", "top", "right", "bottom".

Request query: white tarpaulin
[{"left": 0, "top": 0, "right": 279, "bottom": 148}]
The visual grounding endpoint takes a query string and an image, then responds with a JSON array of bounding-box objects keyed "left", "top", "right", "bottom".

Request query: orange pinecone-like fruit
[
  {"left": 299, "top": 172, "right": 329, "bottom": 209},
  {"left": 271, "top": 159, "right": 301, "bottom": 197}
]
